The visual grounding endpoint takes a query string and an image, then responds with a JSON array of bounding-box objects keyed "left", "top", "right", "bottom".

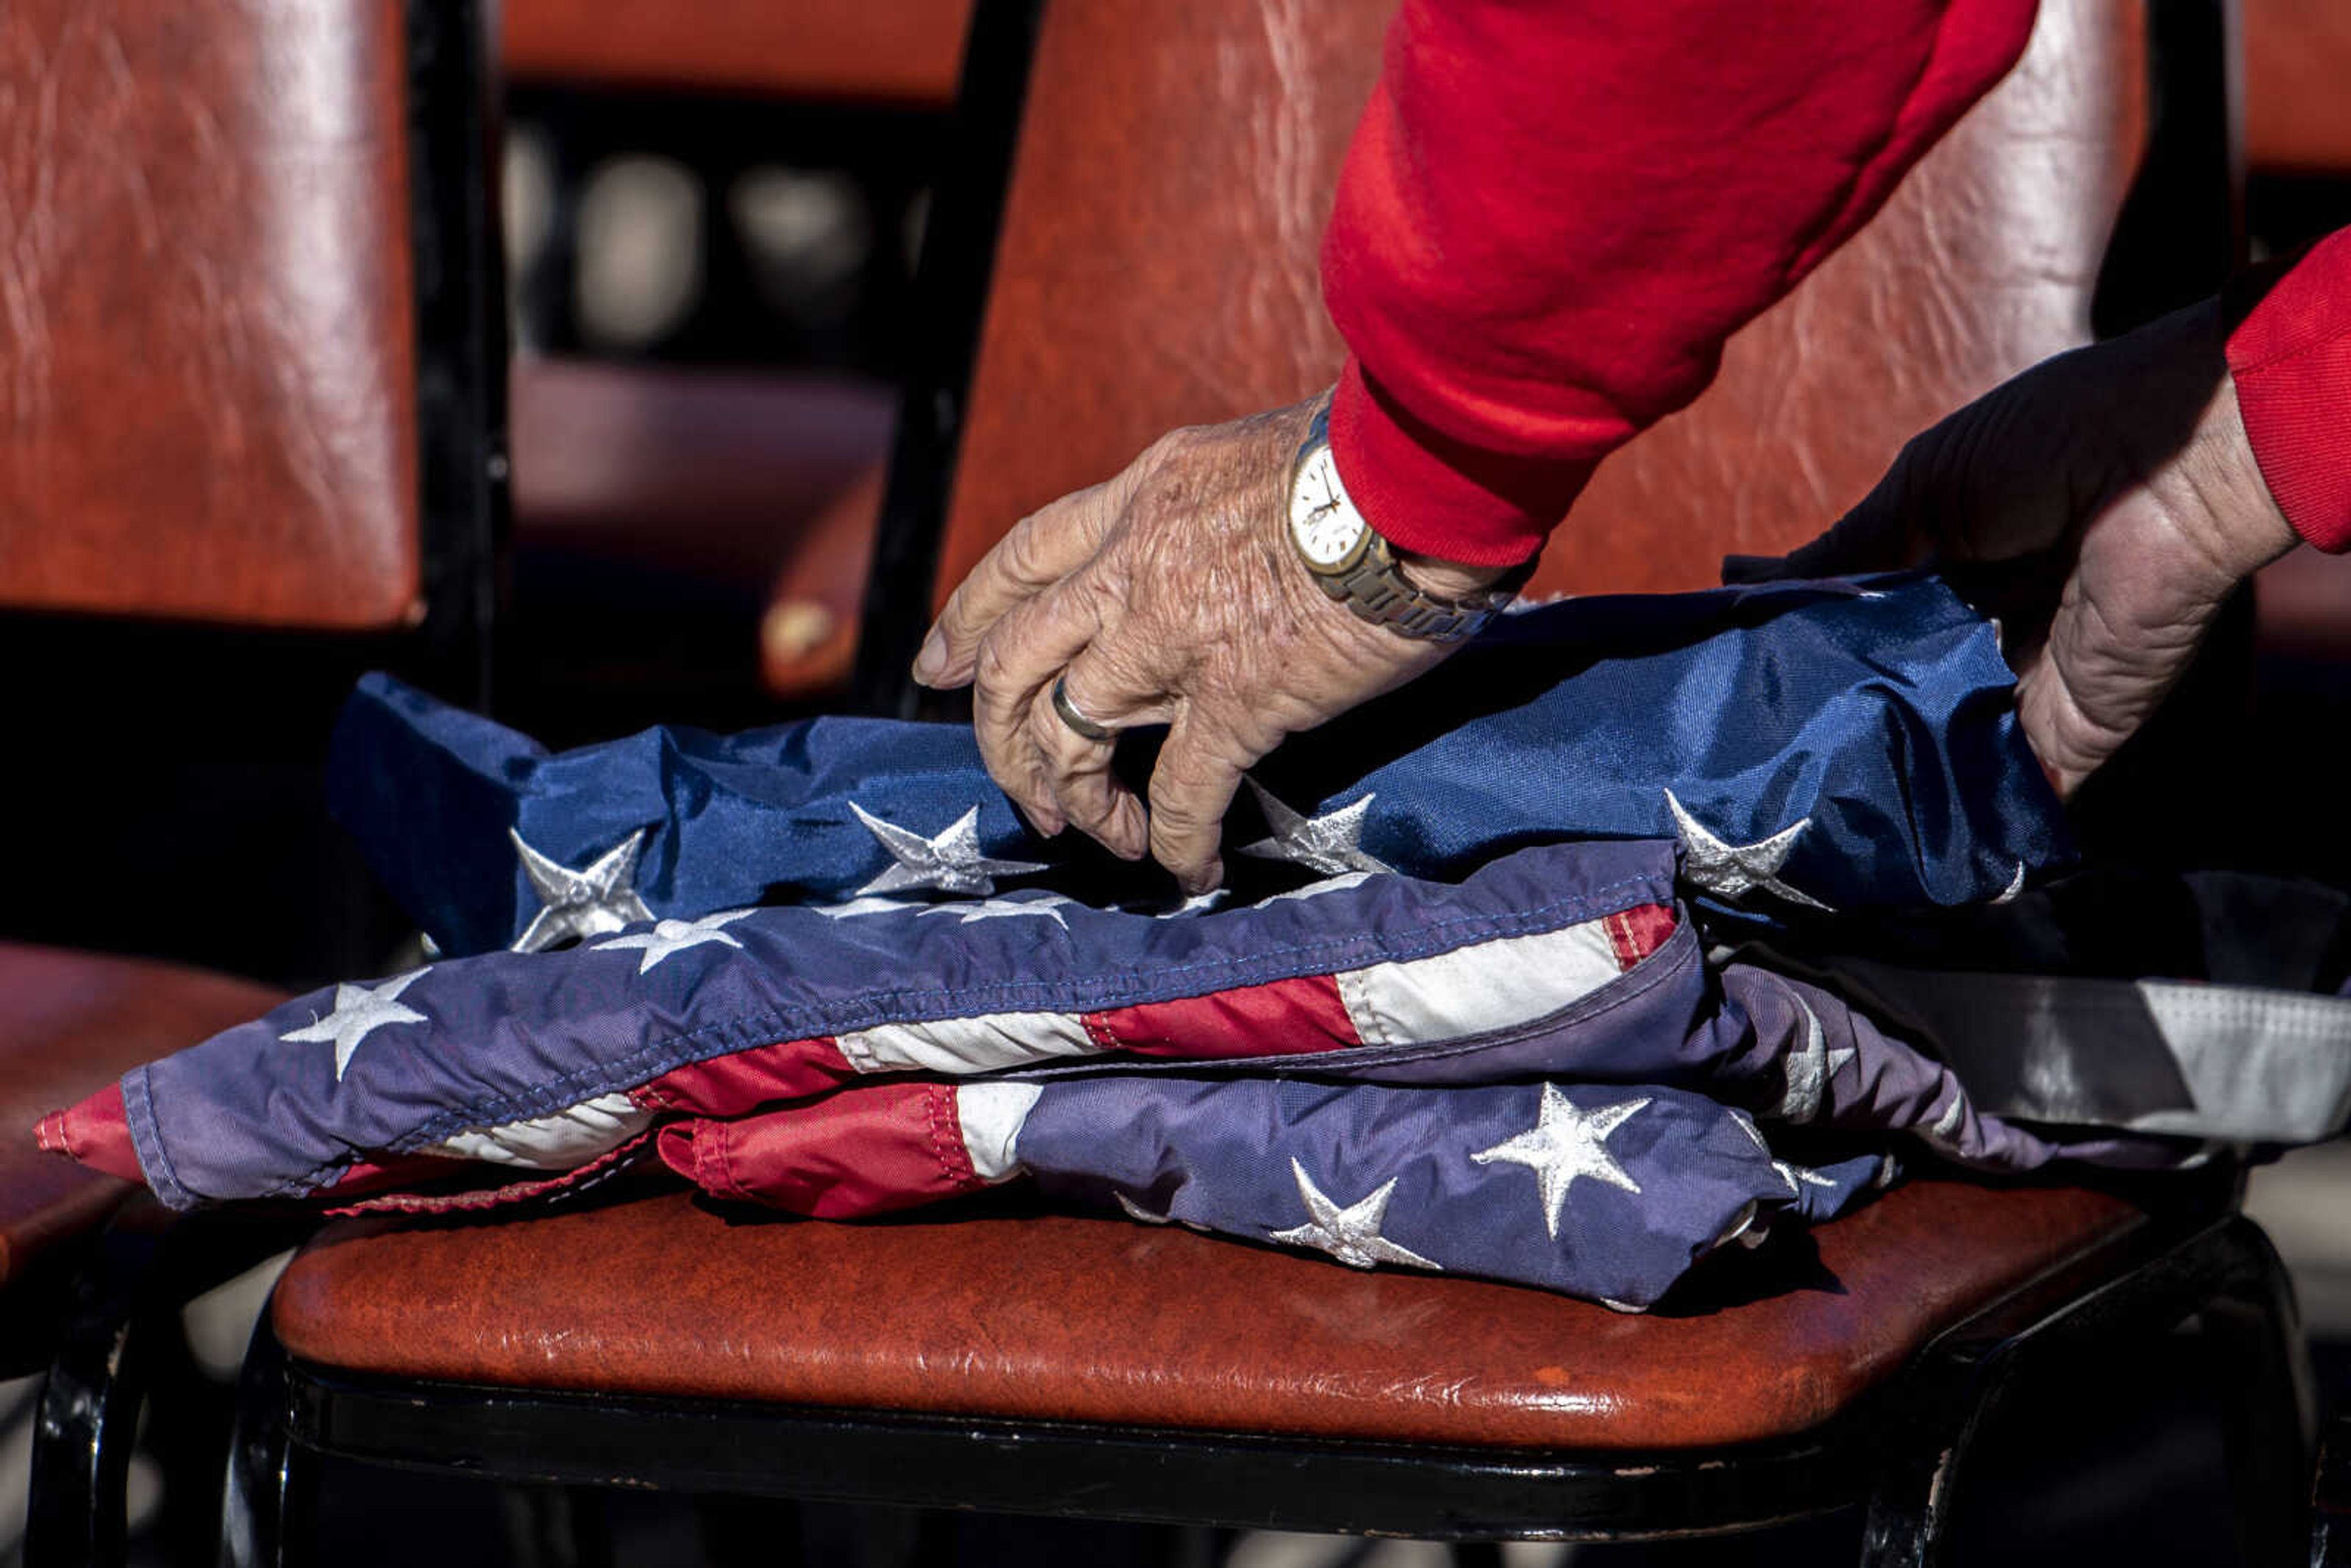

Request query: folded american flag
[
  {"left": 45, "top": 574, "right": 2275, "bottom": 1308},
  {"left": 328, "top": 574, "right": 2068, "bottom": 958}
]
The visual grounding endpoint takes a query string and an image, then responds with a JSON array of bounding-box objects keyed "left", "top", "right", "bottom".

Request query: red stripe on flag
[
  {"left": 35, "top": 1083, "right": 144, "bottom": 1184},
  {"left": 1605, "top": 903, "right": 1678, "bottom": 969},
  {"left": 632, "top": 1034, "right": 858, "bottom": 1116},
  {"left": 325, "top": 1136, "right": 656, "bottom": 1217},
  {"left": 1088, "top": 972, "right": 1360, "bottom": 1059},
  {"left": 654, "top": 1081, "right": 983, "bottom": 1218}
]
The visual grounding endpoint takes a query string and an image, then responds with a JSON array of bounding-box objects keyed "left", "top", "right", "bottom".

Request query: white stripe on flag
[
  {"left": 957, "top": 1081, "right": 1043, "bottom": 1182},
  {"left": 1333, "top": 918, "right": 1625, "bottom": 1048},
  {"left": 836, "top": 1011, "right": 1099, "bottom": 1075},
  {"left": 425, "top": 1092, "right": 654, "bottom": 1169}
]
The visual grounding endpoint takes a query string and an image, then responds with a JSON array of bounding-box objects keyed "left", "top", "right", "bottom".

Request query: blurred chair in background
[{"left": 494, "top": 0, "right": 973, "bottom": 730}]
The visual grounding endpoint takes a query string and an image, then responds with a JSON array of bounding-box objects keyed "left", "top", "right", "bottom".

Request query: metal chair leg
[
  {"left": 1859, "top": 1214, "right": 2306, "bottom": 1568},
  {"left": 2314, "top": 1411, "right": 2351, "bottom": 1567},
  {"left": 2201, "top": 1220, "right": 2317, "bottom": 1567},
  {"left": 220, "top": 1311, "right": 302, "bottom": 1568},
  {"left": 23, "top": 1218, "right": 165, "bottom": 1568}
]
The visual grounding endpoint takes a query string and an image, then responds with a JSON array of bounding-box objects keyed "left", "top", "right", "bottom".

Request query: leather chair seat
[
  {"left": 1, "top": 943, "right": 284, "bottom": 1290},
  {"left": 272, "top": 1177, "right": 2142, "bottom": 1450}
]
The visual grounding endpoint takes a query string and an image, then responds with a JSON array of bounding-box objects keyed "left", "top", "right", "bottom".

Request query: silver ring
[{"left": 1051, "top": 676, "right": 1120, "bottom": 743}]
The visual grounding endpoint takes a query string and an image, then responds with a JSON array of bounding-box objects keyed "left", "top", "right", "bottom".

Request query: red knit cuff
[
  {"left": 2225, "top": 228, "right": 2351, "bottom": 553},
  {"left": 1328, "top": 360, "right": 1591, "bottom": 568}
]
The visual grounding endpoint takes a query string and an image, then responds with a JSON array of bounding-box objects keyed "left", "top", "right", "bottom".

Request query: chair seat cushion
[
  {"left": 2, "top": 943, "right": 283, "bottom": 1286},
  {"left": 272, "top": 1176, "right": 2143, "bottom": 1450}
]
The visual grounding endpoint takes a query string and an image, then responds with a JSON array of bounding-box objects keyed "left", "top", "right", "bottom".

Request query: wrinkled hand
[
  {"left": 1735, "top": 299, "right": 2297, "bottom": 795},
  {"left": 911, "top": 395, "right": 1499, "bottom": 892}
]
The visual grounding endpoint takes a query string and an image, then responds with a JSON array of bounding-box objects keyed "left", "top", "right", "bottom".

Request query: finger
[
  {"left": 915, "top": 480, "right": 1120, "bottom": 688},
  {"left": 1024, "top": 653, "right": 1175, "bottom": 860},
  {"left": 1146, "top": 708, "right": 1259, "bottom": 894},
  {"left": 971, "top": 577, "right": 1101, "bottom": 836}
]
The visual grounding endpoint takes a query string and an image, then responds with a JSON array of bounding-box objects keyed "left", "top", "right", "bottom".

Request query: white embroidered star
[
  {"left": 808, "top": 895, "right": 916, "bottom": 920},
  {"left": 510, "top": 828, "right": 656, "bottom": 952},
  {"left": 848, "top": 803, "right": 1046, "bottom": 897},
  {"left": 1114, "top": 1191, "right": 1210, "bottom": 1232},
  {"left": 1775, "top": 1159, "right": 1843, "bottom": 1192},
  {"left": 1237, "top": 782, "right": 1392, "bottom": 877},
  {"left": 1258, "top": 871, "right": 1378, "bottom": 907},
  {"left": 281, "top": 969, "right": 431, "bottom": 1081},
  {"left": 1470, "top": 1086, "right": 1648, "bottom": 1240},
  {"left": 1662, "top": 789, "right": 1832, "bottom": 911},
  {"left": 917, "top": 893, "right": 1078, "bottom": 929},
  {"left": 1776, "top": 994, "right": 1856, "bottom": 1123},
  {"left": 1924, "top": 1092, "right": 1968, "bottom": 1149},
  {"left": 1130, "top": 890, "right": 1229, "bottom": 918},
  {"left": 1268, "top": 1159, "right": 1440, "bottom": 1271},
  {"left": 591, "top": 909, "right": 757, "bottom": 973}
]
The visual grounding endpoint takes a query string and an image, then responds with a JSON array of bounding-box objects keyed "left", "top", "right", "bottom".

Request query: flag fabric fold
[
  {"left": 328, "top": 574, "right": 2069, "bottom": 959},
  {"left": 47, "top": 571, "right": 2341, "bottom": 1309}
]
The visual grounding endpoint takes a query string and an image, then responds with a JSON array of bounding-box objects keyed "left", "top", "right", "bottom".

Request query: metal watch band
[
  {"left": 1316, "top": 534, "right": 1518, "bottom": 642},
  {"left": 1295, "top": 405, "right": 1525, "bottom": 644}
]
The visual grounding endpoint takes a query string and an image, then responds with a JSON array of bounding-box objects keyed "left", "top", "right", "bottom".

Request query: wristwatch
[{"left": 1286, "top": 404, "right": 1526, "bottom": 643}]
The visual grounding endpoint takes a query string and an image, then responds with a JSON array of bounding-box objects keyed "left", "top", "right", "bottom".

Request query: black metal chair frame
[{"left": 209, "top": 1187, "right": 2312, "bottom": 1566}]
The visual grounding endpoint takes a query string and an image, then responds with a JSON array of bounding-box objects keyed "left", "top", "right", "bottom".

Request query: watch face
[{"left": 1291, "top": 445, "right": 1368, "bottom": 571}]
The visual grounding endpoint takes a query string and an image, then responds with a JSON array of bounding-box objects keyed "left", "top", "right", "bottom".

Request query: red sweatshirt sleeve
[
  {"left": 2227, "top": 227, "right": 2351, "bottom": 553},
  {"left": 1321, "top": 0, "right": 2040, "bottom": 566}
]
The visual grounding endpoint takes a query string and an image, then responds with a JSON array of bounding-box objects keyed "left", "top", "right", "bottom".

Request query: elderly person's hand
[
  {"left": 1734, "top": 299, "right": 2298, "bottom": 796},
  {"left": 910, "top": 394, "right": 1513, "bottom": 893}
]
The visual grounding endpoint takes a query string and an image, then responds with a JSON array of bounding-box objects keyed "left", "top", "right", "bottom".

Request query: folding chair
[
  {"left": 223, "top": 0, "right": 2315, "bottom": 1562},
  {"left": 1, "top": 1, "right": 503, "bottom": 1560}
]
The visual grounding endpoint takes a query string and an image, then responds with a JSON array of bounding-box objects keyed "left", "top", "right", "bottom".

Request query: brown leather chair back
[
  {"left": 2244, "top": 0, "right": 2351, "bottom": 175},
  {"left": 932, "top": 0, "right": 2149, "bottom": 604},
  {"left": 503, "top": 0, "right": 973, "bottom": 107},
  {"left": 0, "top": 0, "right": 425, "bottom": 629}
]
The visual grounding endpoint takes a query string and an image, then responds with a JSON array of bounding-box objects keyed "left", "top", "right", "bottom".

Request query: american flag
[{"left": 39, "top": 575, "right": 2257, "bottom": 1308}]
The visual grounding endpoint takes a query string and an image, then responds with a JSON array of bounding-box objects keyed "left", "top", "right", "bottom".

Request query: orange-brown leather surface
[
  {"left": 2243, "top": 0, "right": 2351, "bottom": 173},
  {"left": 274, "top": 1177, "right": 2142, "bottom": 1450},
  {"left": 934, "top": 0, "right": 2146, "bottom": 606},
  {"left": 501, "top": 0, "right": 970, "bottom": 107},
  {"left": 0, "top": 943, "right": 284, "bottom": 1286},
  {"left": 0, "top": 1, "right": 421, "bottom": 629}
]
